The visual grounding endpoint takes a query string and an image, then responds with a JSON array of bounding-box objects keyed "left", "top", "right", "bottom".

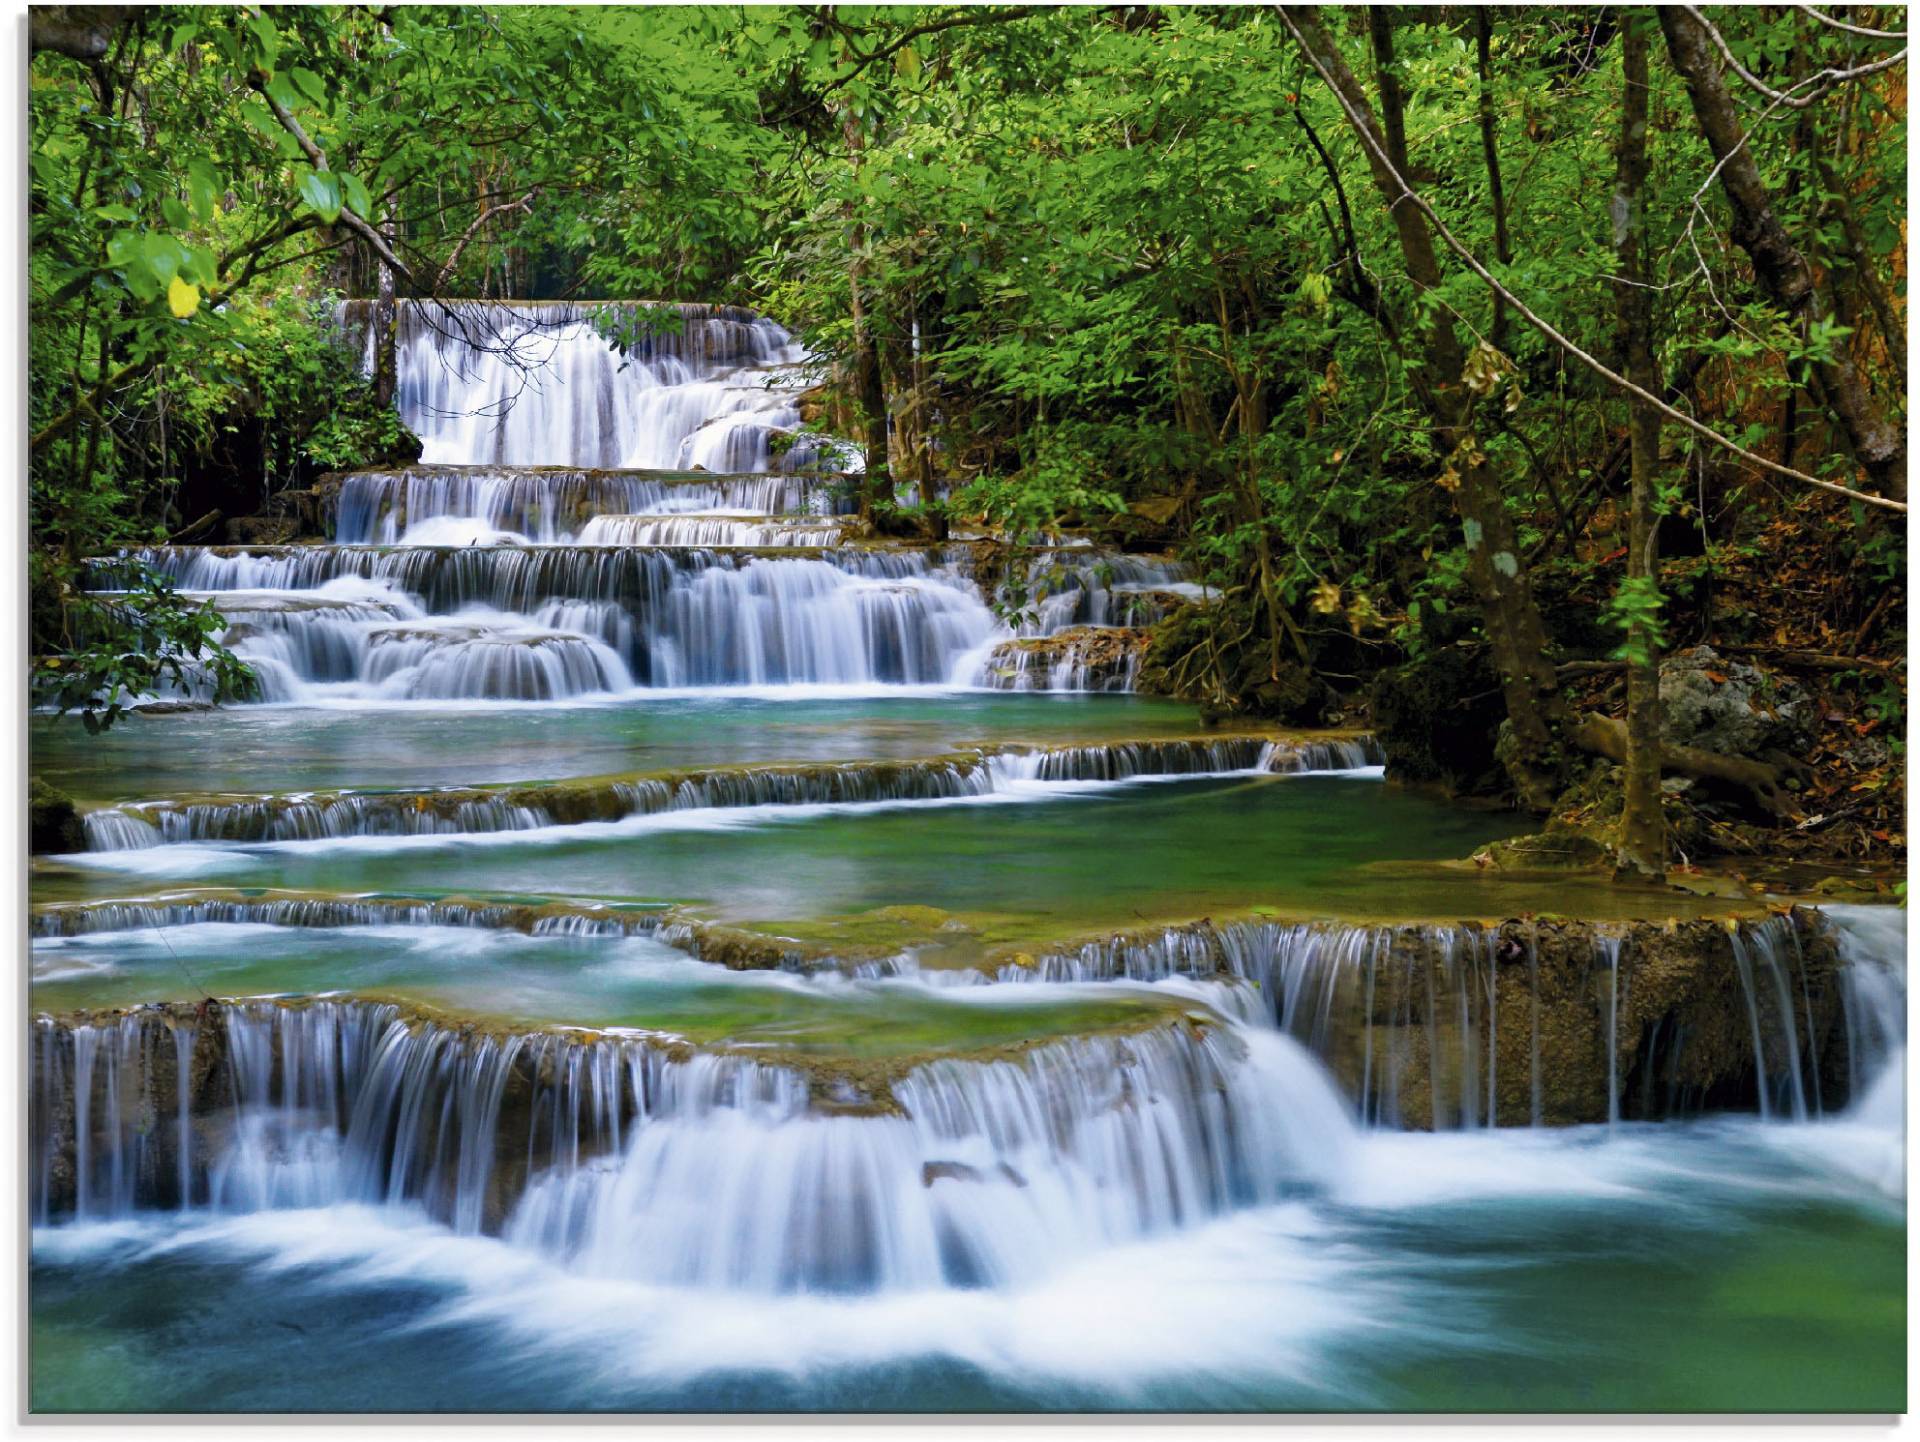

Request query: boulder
[
  {"left": 29, "top": 777, "right": 84, "bottom": 855},
  {"left": 1660, "top": 646, "right": 1814, "bottom": 758}
]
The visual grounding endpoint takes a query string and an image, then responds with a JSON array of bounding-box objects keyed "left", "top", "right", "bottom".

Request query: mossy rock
[
  {"left": 1368, "top": 646, "right": 1509, "bottom": 800},
  {"left": 29, "top": 777, "right": 83, "bottom": 855}
]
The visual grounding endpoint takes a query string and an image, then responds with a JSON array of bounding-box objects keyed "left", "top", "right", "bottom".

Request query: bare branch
[
  {"left": 821, "top": 6, "right": 1041, "bottom": 96},
  {"left": 1277, "top": 6, "right": 1906, "bottom": 514},
  {"left": 1793, "top": 5, "right": 1907, "bottom": 40},
  {"left": 1682, "top": 6, "right": 1906, "bottom": 111},
  {"left": 433, "top": 190, "right": 538, "bottom": 294}
]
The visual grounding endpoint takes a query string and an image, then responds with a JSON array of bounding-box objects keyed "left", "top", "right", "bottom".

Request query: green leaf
[
  {"left": 246, "top": 11, "right": 280, "bottom": 67},
  {"left": 264, "top": 71, "right": 300, "bottom": 112},
  {"left": 240, "top": 99, "right": 280, "bottom": 137},
  {"left": 290, "top": 67, "right": 328, "bottom": 105},
  {"left": 141, "top": 232, "right": 182, "bottom": 284},
  {"left": 340, "top": 172, "right": 373, "bottom": 218},
  {"left": 297, "top": 169, "right": 343, "bottom": 224},
  {"left": 161, "top": 196, "right": 190, "bottom": 231},
  {"left": 187, "top": 160, "right": 219, "bottom": 222}
]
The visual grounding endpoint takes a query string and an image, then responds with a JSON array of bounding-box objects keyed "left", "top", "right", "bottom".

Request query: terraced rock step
[
  {"left": 953, "top": 908, "right": 1886, "bottom": 1128},
  {"left": 30, "top": 891, "right": 676, "bottom": 939},
  {"left": 982, "top": 627, "right": 1152, "bottom": 692},
  {"left": 332, "top": 464, "right": 845, "bottom": 544},
  {"left": 31, "top": 994, "right": 1319, "bottom": 1298},
  {"left": 76, "top": 734, "right": 1382, "bottom": 849},
  {"left": 574, "top": 514, "right": 853, "bottom": 547}
]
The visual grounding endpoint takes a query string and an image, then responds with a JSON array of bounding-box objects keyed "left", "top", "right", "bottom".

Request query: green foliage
[
  {"left": 28, "top": 5, "right": 1908, "bottom": 755},
  {"left": 1603, "top": 575, "right": 1669, "bottom": 668},
  {"left": 33, "top": 560, "right": 256, "bottom": 733}
]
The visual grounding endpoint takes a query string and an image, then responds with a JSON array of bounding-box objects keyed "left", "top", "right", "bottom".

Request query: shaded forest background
[{"left": 27, "top": 4, "right": 1908, "bottom": 886}]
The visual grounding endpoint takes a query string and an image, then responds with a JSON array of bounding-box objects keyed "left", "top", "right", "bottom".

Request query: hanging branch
[
  {"left": 1680, "top": 5, "right": 1907, "bottom": 111},
  {"left": 1275, "top": 6, "right": 1906, "bottom": 515},
  {"left": 248, "top": 71, "right": 415, "bottom": 282},
  {"left": 433, "top": 189, "right": 538, "bottom": 294}
]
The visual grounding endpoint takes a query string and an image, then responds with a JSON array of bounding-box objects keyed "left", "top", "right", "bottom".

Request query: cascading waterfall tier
[
  {"left": 30, "top": 997, "right": 1350, "bottom": 1293},
  {"left": 75, "top": 735, "right": 1382, "bottom": 850},
  {"left": 955, "top": 909, "right": 1878, "bottom": 1128},
  {"left": 110, "top": 544, "right": 1000, "bottom": 692},
  {"left": 336, "top": 300, "right": 852, "bottom": 474},
  {"left": 31, "top": 894, "right": 674, "bottom": 939},
  {"left": 1010, "top": 553, "right": 1204, "bottom": 637},
  {"left": 332, "top": 466, "right": 845, "bottom": 545}
]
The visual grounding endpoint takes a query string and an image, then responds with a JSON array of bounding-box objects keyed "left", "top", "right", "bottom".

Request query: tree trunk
[
  {"left": 1658, "top": 8, "right": 1906, "bottom": 503},
  {"left": 840, "top": 106, "right": 893, "bottom": 520},
  {"left": 372, "top": 202, "right": 398, "bottom": 410},
  {"left": 1611, "top": 15, "right": 1665, "bottom": 882},
  {"left": 1474, "top": 7, "right": 1513, "bottom": 354},
  {"left": 1291, "top": 6, "right": 1567, "bottom": 810}
]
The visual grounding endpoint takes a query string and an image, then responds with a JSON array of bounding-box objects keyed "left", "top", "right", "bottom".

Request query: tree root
[{"left": 1569, "top": 712, "right": 1790, "bottom": 817}]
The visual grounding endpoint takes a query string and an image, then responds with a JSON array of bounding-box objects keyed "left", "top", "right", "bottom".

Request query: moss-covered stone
[
  {"left": 29, "top": 777, "right": 84, "bottom": 855},
  {"left": 1368, "top": 646, "right": 1509, "bottom": 800}
]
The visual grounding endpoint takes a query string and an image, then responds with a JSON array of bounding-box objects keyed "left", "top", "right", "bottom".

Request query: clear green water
[
  {"left": 41, "top": 774, "right": 1547, "bottom": 936},
  {"left": 30, "top": 923, "right": 1189, "bottom": 1054},
  {"left": 31, "top": 694, "right": 1212, "bottom": 802},
  {"left": 30, "top": 691, "right": 1904, "bottom": 1416}
]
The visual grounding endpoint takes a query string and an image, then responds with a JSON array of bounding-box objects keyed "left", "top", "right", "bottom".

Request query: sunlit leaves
[{"left": 166, "top": 275, "right": 201, "bottom": 318}]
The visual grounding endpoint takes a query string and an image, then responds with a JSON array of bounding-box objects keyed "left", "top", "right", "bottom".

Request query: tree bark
[
  {"left": 1571, "top": 713, "right": 1789, "bottom": 817},
  {"left": 1659, "top": 7, "right": 1906, "bottom": 502},
  {"left": 372, "top": 203, "right": 398, "bottom": 410},
  {"left": 1291, "top": 6, "right": 1567, "bottom": 810},
  {"left": 1611, "top": 15, "right": 1665, "bottom": 882},
  {"left": 1474, "top": 8, "right": 1513, "bottom": 354},
  {"left": 840, "top": 106, "right": 894, "bottom": 520},
  {"left": 30, "top": 6, "right": 128, "bottom": 60}
]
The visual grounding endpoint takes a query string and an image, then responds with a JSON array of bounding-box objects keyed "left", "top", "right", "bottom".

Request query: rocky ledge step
[
  {"left": 29, "top": 993, "right": 1264, "bottom": 1270},
  {"left": 75, "top": 734, "right": 1382, "bottom": 850},
  {"left": 936, "top": 906, "right": 1898, "bottom": 1129},
  {"left": 980, "top": 626, "right": 1153, "bottom": 692},
  {"left": 327, "top": 464, "right": 851, "bottom": 545}
]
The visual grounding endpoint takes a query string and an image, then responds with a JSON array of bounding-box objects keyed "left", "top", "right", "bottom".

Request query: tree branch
[
  {"left": 433, "top": 189, "right": 538, "bottom": 293},
  {"left": 1682, "top": 5, "right": 1907, "bottom": 111},
  {"left": 247, "top": 71, "right": 415, "bottom": 283},
  {"left": 1277, "top": 6, "right": 1906, "bottom": 514},
  {"left": 821, "top": 6, "right": 1041, "bottom": 95}
]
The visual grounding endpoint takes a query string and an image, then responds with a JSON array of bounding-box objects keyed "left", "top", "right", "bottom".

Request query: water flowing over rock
[
  {"left": 30, "top": 999, "right": 1350, "bottom": 1292},
  {"left": 338, "top": 300, "right": 843, "bottom": 474},
  {"left": 332, "top": 466, "right": 841, "bottom": 545},
  {"left": 983, "top": 909, "right": 1889, "bottom": 1128},
  {"left": 73, "top": 736, "right": 1381, "bottom": 850}
]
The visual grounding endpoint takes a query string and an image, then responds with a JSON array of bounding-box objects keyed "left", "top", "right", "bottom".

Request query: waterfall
[
  {"left": 333, "top": 467, "right": 840, "bottom": 545},
  {"left": 110, "top": 546, "right": 1001, "bottom": 696},
  {"left": 74, "top": 737, "right": 1382, "bottom": 852},
  {"left": 1010, "top": 554, "right": 1205, "bottom": 637},
  {"left": 32, "top": 895, "right": 672, "bottom": 938},
  {"left": 31, "top": 1000, "right": 1352, "bottom": 1293},
  {"left": 979, "top": 910, "right": 1901, "bottom": 1130},
  {"left": 339, "top": 300, "right": 842, "bottom": 473}
]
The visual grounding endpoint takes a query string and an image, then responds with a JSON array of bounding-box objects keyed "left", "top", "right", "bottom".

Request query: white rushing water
[
  {"left": 28, "top": 907, "right": 1905, "bottom": 1331},
  {"left": 350, "top": 301, "right": 851, "bottom": 474},
  {"left": 71, "top": 300, "right": 1210, "bottom": 701}
]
